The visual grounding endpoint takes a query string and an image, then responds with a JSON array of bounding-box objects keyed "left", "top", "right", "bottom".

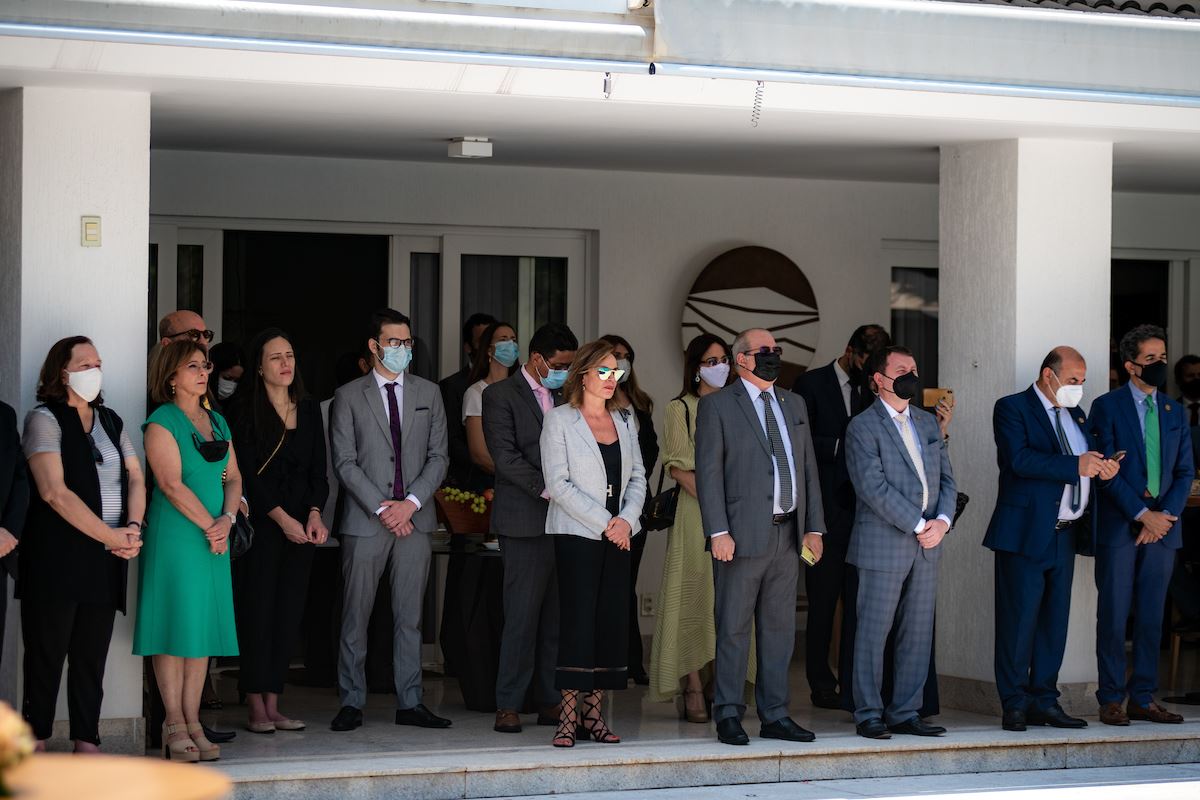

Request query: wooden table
[{"left": 5, "top": 754, "right": 230, "bottom": 800}]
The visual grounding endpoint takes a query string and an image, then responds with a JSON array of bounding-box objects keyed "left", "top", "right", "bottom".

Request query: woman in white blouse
[{"left": 462, "top": 321, "right": 518, "bottom": 485}]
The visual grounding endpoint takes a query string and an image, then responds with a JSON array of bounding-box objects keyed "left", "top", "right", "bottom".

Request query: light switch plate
[{"left": 81, "top": 216, "right": 100, "bottom": 247}]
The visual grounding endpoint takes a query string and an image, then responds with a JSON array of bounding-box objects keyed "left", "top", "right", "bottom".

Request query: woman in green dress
[
  {"left": 136, "top": 341, "right": 242, "bottom": 762},
  {"left": 648, "top": 334, "right": 755, "bottom": 721}
]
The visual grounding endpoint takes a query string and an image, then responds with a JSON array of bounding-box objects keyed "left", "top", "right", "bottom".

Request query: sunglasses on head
[
  {"left": 168, "top": 328, "right": 215, "bottom": 343},
  {"left": 594, "top": 367, "right": 626, "bottom": 382}
]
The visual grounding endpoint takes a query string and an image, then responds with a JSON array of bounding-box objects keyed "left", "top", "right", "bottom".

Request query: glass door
[{"left": 148, "top": 227, "right": 225, "bottom": 345}]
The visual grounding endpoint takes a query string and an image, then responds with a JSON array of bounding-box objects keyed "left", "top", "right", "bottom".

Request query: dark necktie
[
  {"left": 1053, "top": 407, "right": 1081, "bottom": 512},
  {"left": 760, "top": 391, "right": 793, "bottom": 512},
  {"left": 385, "top": 382, "right": 405, "bottom": 499},
  {"left": 1190, "top": 401, "right": 1199, "bottom": 428}
]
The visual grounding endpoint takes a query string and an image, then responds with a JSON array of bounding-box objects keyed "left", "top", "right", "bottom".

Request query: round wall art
[{"left": 681, "top": 246, "right": 820, "bottom": 386}]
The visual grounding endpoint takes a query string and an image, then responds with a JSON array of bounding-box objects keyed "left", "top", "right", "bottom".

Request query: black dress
[{"left": 554, "top": 440, "right": 630, "bottom": 692}]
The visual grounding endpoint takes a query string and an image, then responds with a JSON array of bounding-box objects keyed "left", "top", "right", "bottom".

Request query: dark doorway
[
  {"left": 1111, "top": 259, "right": 1170, "bottom": 387},
  {"left": 223, "top": 231, "right": 389, "bottom": 400}
]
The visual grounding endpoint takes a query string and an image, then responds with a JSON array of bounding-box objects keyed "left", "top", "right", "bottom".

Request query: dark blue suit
[
  {"left": 984, "top": 387, "right": 1098, "bottom": 713},
  {"left": 1088, "top": 384, "right": 1192, "bottom": 707}
]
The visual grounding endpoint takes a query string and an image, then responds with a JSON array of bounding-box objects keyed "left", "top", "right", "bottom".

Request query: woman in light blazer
[{"left": 540, "top": 339, "right": 646, "bottom": 748}]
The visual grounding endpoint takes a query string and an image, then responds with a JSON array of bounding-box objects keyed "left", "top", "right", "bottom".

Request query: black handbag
[
  {"left": 230, "top": 512, "right": 255, "bottom": 560},
  {"left": 642, "top": 401, "right": 690, "bottom": 532}
]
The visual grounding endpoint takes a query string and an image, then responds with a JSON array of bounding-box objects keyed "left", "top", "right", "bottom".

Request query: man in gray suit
[
  {"left": 696, "top": 328, "right": 826, "bottom": 746},
  {"left": 484, "top": 323, "right": 578, "bottom": 734},
  {"left": 845, "top": 345, "right": 956, "bottom": 739},
  {"left": 329, "top": 308, "right": 449, "bottom": 732}
]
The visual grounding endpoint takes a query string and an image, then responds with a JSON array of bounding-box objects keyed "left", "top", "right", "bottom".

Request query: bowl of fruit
[{"left": 434, "top": 487, "right": 494, "bottom": 535}]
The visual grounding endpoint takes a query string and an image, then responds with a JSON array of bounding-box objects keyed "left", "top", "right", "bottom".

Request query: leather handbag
[
  {"left": 641, "top": 401, "right": 691, "bottom": 532},
  {"left": 230, "top": 512, "right": 255, "bottom": 560}
]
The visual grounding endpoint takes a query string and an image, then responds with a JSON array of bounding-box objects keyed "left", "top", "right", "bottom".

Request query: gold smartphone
[
  {"left": 923, "top": 387, "right": 953, "bottom": 409},
  {"left": 801, "top": 543, "right": 817, "bottom": 567}
]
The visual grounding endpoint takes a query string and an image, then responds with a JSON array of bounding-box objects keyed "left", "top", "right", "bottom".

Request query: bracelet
[
  {"left": 309, "top": 506, "right": 322, "bottom": 515},
  {"left": 127, "top": 520, "right": 142, "bottom": 531}
]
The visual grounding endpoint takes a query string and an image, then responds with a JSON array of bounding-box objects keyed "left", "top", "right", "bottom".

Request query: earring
[
  {"left": 694, "top": 373, "right": 700, "bottom": 383},
  {"left": 169, "top": 384, "right": 176, "bottom": 397}
]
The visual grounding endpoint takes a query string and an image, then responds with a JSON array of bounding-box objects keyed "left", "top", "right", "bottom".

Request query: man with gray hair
[{"left": 696, "top": 328, "right": 825, "bottom": 746}]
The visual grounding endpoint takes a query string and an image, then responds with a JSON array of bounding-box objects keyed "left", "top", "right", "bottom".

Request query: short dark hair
[
  {"left": 462, "top": 312, "right": 498, "bottom": 350},
  {"left": 866, "top": 345, "right": 913, "bottom": 380},
  {"left": 36, "top": 336, "right": 99, "bottom": 405},
  {"left": 1175, "top": 354, "right": 1200, "bottom": 385},
  {"left": 209, "top": 342, "right": 242, "bottom": 375},
  {"left": 368, "top": 308, "right": 412, "bottom": 342},
  {"left": 848, "top": 324, "right": 890, "bottom": 355},
  {"left": 679, "top": 333, "right": 731, "bottom": 398},
  {"left": 1040, "top": 349, "right": 1064, "bottom": 376},
  {"left": 528, "top": 323, "right": 578, "bottom": 360},
  {"left": 1119, "top": 324, "right": 1166, "bottom": 365}
]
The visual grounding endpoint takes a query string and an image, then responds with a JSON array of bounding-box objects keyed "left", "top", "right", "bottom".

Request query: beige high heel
[
  {"left": 186, "top": 723, "right": 221, "bottom": 761},
  {"left": 162, "top": 723, "right": 199, "bottom": 762},
  {"left": 682, "top": 688, "right": 709, "bottom": 723}
]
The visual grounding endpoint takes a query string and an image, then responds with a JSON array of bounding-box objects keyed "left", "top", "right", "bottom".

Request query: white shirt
[
  {"left": 880, "top": 400, "right": 952, "bottom": 534},
  {"left": 372, "top": 368, "right": 422, "bottom": 511},
  {"left": 462, "top": 378, "right": 488, "bottom": 423},
  {"left": 832, "top": 358, "right": 853, "bottom": 417},
  {"left": 1033, "top": 384, "right": 1090, "bottom": 522}
]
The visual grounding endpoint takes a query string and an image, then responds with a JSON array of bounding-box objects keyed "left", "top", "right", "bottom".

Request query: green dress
[
  {"left": 133, "top": 404, "right": 239, "bottom": 658},
  {"left": 648, "top": 395, "right": 755, "bottom": 702}
]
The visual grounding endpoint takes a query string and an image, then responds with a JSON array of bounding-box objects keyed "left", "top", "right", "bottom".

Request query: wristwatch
[{"left": 223, "top": 511, "right": 237, "bottom": 525}]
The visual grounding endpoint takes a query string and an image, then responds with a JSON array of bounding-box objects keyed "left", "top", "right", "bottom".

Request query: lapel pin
[{"left": 1165, "top": 404, "right": 1172, "bottom": 412}]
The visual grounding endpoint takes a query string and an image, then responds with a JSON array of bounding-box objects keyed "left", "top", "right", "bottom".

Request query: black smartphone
[{"left": 1108, "top": 450, "right": 1126, "bottom": 461}]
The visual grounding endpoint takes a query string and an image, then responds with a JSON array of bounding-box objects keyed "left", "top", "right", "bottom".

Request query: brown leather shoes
[
  {"left": 1099, "top": 702, "right": 1130, "bottom": 726},
  {"left": 536, "top": 704, "right": 562, "bottom": 726},
  {"left": 1127, "top": 701, "right": 1184, "bottom": 724},
  {"left": 494, "top": 708, "right": 522, "bottom": 733}
]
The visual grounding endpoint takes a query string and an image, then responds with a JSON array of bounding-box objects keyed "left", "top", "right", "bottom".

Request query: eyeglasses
[
  {"left": 594, "top": 367, "right": 626, "bottom": 382},
  {"left": 183, "top": 361, "right": 214, "bottom": 373},
  {"left": 378, "top": 337, "right": 415, "bottom": 349},
  {"left": 741, "top": 346, "right": 783, "bottom": 357},
  {"left": 167, "top": 329, "right": 215, "bottom": 343},
  {"left": 700, "top": 356, "right": 730, "bottom": 367},
  {"left": 86, "top": 432, "right": 103, "bottom": 465}
]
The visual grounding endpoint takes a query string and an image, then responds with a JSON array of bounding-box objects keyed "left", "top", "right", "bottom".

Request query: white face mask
[
  {"left": 67, "top": 367, "right": 103, "bottom": 403},
  {"left": 615, "top": 359, "right": 631, "bottom": 384},
  {"left": 216, "top": 377, "right": 238, "bottom": 400},
  {"left": 1051, "top": 371, "right": 1084, "bottom": 408},
  {"left": 699, "top": 363, "right": 730, "bottom": 389}
]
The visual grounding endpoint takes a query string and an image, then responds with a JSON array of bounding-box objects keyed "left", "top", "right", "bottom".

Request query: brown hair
[
  {"left": 36, "top": 336, "right": 100, "bottom": 405},
  {"left": 599, "top": 333, "right": 653, "bottom": 415},
  {"left": 562, "top": 340, "right": 622, "bottom": 411},
  {"left": 149, "top": 340, "right": 208, "bottom": 405}
]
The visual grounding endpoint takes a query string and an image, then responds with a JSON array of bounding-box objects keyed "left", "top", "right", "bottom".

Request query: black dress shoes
[
  {"left": 330, "top": 705, "right": 363, "bottom": 732},
  {"left": 810, "top": 688, "right": 842, "bottom": 710},
  {"left": 1002, "top": 709, "right": 1027, "bottom": 732},
  {"left": 1027, "top": 705, "right": 1087, "bottom": 729},
  {"left": 716, "top": 717, "right": 749, "bottom": 746},
  {"left": 760, "top": 717, "right": 816, "bottom": 743},
  {"left": 395, "top": 704, "right": 452, "bottom": 728},
  {"left": 888, "top": 717, "right": 946, "bottom": 737},
  {"left": 202, "top": 723, "right": 236, "bottom": 744},
  {"left": 856, "top": 717, "right": 891, "bottom": 739}
]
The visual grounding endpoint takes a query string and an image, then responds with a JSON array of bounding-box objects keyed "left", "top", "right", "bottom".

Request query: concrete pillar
[
  {"left": 0, "top": 87, "right": 150, "bottom": 751},
  {"left": 938, "top": 139, "right": 1113, "bottom": 715}
]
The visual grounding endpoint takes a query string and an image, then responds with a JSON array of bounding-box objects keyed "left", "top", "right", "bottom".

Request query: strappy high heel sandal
[
  {"left": 162, "top": 722, "right": 199, "bottom": 762},
  {"left": 186, "top": 723, "right": 221, "bottom": 761},
  {"left": 552, "top": 691, "right": 579, "bottom": 748},
  {"left": 577, "top": 690, "right": 620, "bottom": 743}
]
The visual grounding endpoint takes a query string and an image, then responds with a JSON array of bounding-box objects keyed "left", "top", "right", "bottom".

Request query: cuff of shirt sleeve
[
  {"left": 913, "top": 518, "right": 926, "bottom": 534},
  {"left": 807, "top": 531, "right": 823, "bottom": 536},
  {"left": 710, "top": 531, "right": 729, "bottom": 538},
  {"left": 406, "top": 494, "right": 422, "bottom": 511},
  {"left": 1135, "top": 507, "right": 1149, "bottom": 521},
  {"left": 937, "top": 514, "right": 953, "bottom": 527}
]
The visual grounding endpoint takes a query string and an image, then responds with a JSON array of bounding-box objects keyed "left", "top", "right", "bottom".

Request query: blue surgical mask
[
  {"left": 537, "top": 359, "right": 568, "bottom": 390},
  {"left": 377, "top": 342, "right": 412, "bottom": 374},
  {"left": 493, "top": 340, "right": 520, "bottom": 368}
]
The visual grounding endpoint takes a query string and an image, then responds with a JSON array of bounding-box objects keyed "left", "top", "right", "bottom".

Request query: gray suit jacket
[
  {"left": 845, "top": 398, "right": 956, "bottom": 572},
  {"left": 695, "top": 380, "right": 826, "bottom": 559},
  {"left": 482, "top": 370, "right": 563, "bottom": 538},
  {"left": 540, "top": 405, "right": 646, "bottom": 539},
  {"left": 329, "top": 371, "right": 448, "bottom": 536}
]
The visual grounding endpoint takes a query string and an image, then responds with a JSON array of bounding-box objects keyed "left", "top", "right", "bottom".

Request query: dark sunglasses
[
  {"left": 168, "top": 328, "right": 215, "bottom": 343},
  {"left": 742, "top": 346, "right": 783, "bottom": 357},
  {"left": 86, "top": 432, "right": 103, "bottom": 465}
]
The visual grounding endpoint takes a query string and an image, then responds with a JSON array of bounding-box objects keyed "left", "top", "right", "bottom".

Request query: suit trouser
[
  {"left": 626, "top": 531, "right": 647, "bottom": 678},
  {"left": 20, "top": 595, "right": 116, "bottom": 744},
  {"left": 338, "top": 531, "right": 431, "bottom": 710},
  {"left": 853, "top": 555, "right": 938, "bottom": 726},
  {"left": 712, "top": 519, "right": 798, "bottom": 724},
  {"left": 803, "top": 502, "right": 851, "bottom": 696},
  {"left": 1095, "top": 539, "right": 1175, "bottom": 706},
  {"left": 495, "top": 534, "right": 560, "bottom": 710},
  {"left": 993, "top": 527, "right": 1075, "bottom": 713}
]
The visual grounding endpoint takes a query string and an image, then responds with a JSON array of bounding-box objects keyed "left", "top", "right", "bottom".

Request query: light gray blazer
[
  {"left": 540, "top": 405, "right": 646, "bottom": 540},
  {"left": 329, "top": 371, "right": 448, "bottom": 537},
  {"left": 845, "top": 398, "right": 956, "bottom": 573}
]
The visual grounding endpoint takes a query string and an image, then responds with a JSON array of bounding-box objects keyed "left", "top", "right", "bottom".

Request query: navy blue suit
[
  {"left": 984, "top": 387, "right": 1098, "bottom": 713},
  {"left": 1088, "top": 384, "right": 1193, "bottom": 707}
]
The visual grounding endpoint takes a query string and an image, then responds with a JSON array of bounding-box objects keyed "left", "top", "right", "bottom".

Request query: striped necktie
[
  {"left": 760, "top": 391, "right": 793, "bottom": 512},
  {"left": 1053, "top": 408, "right": 1081, "bottom": 512},
  {"left": 896, "top": 414, "right": 929, "bottom": 512},
  {"left": 1145, "top": 395, "right": 1161, "bottom": 498}
]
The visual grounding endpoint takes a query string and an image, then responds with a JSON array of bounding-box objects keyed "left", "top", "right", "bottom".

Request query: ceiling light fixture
[{"left": 448, "top": 137, "right": 493, "bottom": 158}]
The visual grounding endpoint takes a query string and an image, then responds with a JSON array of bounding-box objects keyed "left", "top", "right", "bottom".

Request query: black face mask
[
  {"left": 192, "top": 435, "right": 230, "bottom": 463},
  {"left": 847, "top": 362, "right": 864, "bottom": 384},
  {"left": 1135, "top": 360, "right": 1168, "bottom": 390},
  {"left": 750, "top": 352, "right": 783, "bottom": 383},
  {"left": 1181, "top": 378, "right": 1200, "bottom": 398},
  {"left": 885, "top": 371, "right": 921, "bottom": 401}
]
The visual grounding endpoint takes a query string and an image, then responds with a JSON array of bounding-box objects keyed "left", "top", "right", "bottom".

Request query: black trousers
[
  {"left": 804, "top": 502, "right": 852, "bottom": 696},
  {"left": 21, "top": 596, "right": 116, "bottom": 744},
  {"left": 626, "top": 532, "right": 647, "bottom": 678},
  {"left": 555, "top": 535, "right": 630, "bottom": 692},
  {"left": 234, "top": 525, "right": 316, "bottom": 695}
]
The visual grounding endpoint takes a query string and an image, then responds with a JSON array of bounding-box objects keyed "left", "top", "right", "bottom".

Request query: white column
[
  {"left": 938, "top": 139, "right": 1113, "bottom": 715},
  {"left": 0, "top": 87, "right": 150, "bottom": 751}
]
